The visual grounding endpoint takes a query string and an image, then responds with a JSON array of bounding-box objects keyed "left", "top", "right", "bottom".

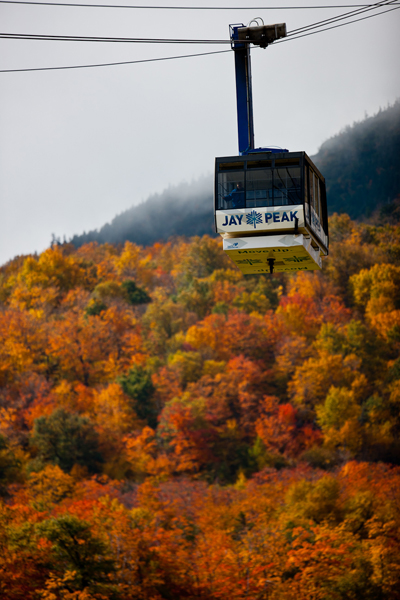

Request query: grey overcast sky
[{"left": 1, "top": 0, "right": 399, "bottom": 265}]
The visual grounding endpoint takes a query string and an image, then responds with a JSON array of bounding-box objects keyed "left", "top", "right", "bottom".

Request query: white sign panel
[{"left": 216, "top": 205, "right": 304, "bottom": 235}]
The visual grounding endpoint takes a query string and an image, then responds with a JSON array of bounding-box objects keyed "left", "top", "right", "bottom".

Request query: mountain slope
[
  {"left": 312, "top": 99, "right": 400, "bottom": 219},
  {"left": 70, "top": 176, "right": 214, "bottom": 248},
  {"left": 70, "top": 102, "right": 400, "bottom": 248}
]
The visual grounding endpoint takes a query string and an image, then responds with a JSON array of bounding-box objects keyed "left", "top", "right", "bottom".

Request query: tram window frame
[
  {"left": 304, "top": 165, "right": 311, "bottom": 223},
  {"left": 317, "top": 178, "right": 321, "bottom": 218},
  {"left": 246, "top": 168, "right": 273, "bottom": 207},
  {"left": 301, "top": 161, "right": 329, "bottom": 254},
  {"left": 320, "top": 181, "right": 328, "bottom": 235},
  {"left": 218, "top": 162, "right": 244, "bottom": 171},
  {"left": 217, "top": 162, "right": 304, "bottom": 210},
  {"left": 217, "top": 170, "right": 245, "bottom": 209},
  {"left": 307, "top": 168, "right": 327, "bottom": 240},
  {"left": 247, "top": 160, "right": 272, "bottom": 169},
  {"left": 311, "top": 170, "right": 321, "bottom": 219},
  {"left": 275, "top": 158, "right": 300, "bottom": 167},
  {"left": 273, "top": 166, "right": 302, "bottom": 206},
  {"left": 308, "top": 168, "right": 313, "bottom": 213}
]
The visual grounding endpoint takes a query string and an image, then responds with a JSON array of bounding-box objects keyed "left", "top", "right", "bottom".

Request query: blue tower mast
[{"left": 229, "top": 22, "right": 287, "bottom": 155}]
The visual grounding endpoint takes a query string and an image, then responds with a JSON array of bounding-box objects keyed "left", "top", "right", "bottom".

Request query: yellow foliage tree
[
  {"left": 317, "top": 386, "right": 363, "bottom": 455},
  {"left": 90, "top": 383, "right": 138, "bottom": 439},
  {"left": 350, "top": 263, "right": 400, "bottom": 339},
  {"left": 28, "top": 464, "right": 75, "bottom": 510},
  {"left": 289, "top": 350, "right": 361, "bottom": 409}
]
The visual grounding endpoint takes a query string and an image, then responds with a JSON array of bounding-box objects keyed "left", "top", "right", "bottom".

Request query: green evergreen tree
[
  {"left": 121, "top": 279, "right": 150, "bottom": 305},
  {"left": 118, "top": 365, "right": 158, "bottom": 428},
  {"left": 38, "top": 515, "right": 116, "bottom": 594},
  {"left": 30, "top": 408, "right": 103, "bottom": 474}
]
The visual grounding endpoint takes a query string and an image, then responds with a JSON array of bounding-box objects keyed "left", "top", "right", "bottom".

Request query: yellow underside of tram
[{"left": 223, "top": 234, "right": 322, "bottom": 274}]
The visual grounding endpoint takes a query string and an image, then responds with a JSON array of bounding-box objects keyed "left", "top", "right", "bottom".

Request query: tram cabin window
[
  {"left": 273, "top": 167, "right": 301, "bottom": 206},
  {"left": 216, "top": 159, "right": 302, "bottom": 210},
  {"left": 246, "top": 169, "right": 272, "bottom": 207},
  {"left": 217, "top": 171, "right": 245, "bottom": 209},
  {"left": 308, "top": 168, "right": 321, "bottom": 218}
]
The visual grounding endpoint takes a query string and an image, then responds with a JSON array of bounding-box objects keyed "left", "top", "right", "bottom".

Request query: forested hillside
[
  {"left": 313, "top": 100, "right": 400, "bottom": 219},
  {"left": 70, "top": 175, "right": 214, "bottom": 248},
  {"left": 1, "top": 215, "right": 400, "bottom": 598},
  {"left": 70, "top": 101, "right": 400, "bottom": 249}
]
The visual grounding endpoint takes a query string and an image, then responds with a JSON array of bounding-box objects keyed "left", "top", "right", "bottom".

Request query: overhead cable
[
  {"left": 0, "top": 48, "right": 231, "bottom": 72},
  {"left": 1, "top": 0, "right": 395, "bottom": 44},
  {"left": 1, "top": 0, "right": 395, "bottom": 45},
  {"left": 279, "top": 3, "right": 400, "bottom": 41},
  {"left": 1, "top": 1, "right": 399, "bottom": 8},
  {"left": 0, "top": 33, "right": 231, "bottom": 43},
  {"left": 0, "top": 1, "right": 397, "bottom": 72},
  {"left": 287, "top": 0, "right": 396, "bottom": 35}
]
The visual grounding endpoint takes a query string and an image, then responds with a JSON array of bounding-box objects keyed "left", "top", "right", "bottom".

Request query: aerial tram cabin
[
  {"left": 215, "top": 151, "right": 328, "bottom": 274},
  {"left": 215, "top": 22, "right": 329, "bottom": 274}
]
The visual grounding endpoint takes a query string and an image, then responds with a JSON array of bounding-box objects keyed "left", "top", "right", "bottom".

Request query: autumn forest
[{"left": 0, "top": 211, "right": 400, "bottom": 599}]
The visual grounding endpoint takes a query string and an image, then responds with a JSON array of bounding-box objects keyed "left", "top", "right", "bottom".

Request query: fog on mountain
[{"left": 69, "top": 101, "right": 400, "bottom": 250}]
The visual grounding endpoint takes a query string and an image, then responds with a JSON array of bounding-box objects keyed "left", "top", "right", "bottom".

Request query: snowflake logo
[{"left": 246, "top": 210, "right": 263, "bottom": 229}]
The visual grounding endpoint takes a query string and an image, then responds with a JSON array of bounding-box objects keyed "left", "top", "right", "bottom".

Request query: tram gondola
[{"left": 215, "top": 21, "right": 329, "bottom": 274}]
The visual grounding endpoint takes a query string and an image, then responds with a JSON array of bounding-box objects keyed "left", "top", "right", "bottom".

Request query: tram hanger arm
[{"left": 230, "top": 22, "right": 287, "bottom": 155}]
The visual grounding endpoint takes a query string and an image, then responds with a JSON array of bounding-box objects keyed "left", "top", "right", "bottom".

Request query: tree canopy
[{"left": 0, "top": 215, "right": 400, "bottom": 598}]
